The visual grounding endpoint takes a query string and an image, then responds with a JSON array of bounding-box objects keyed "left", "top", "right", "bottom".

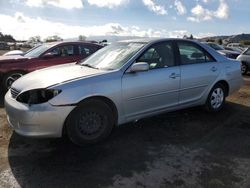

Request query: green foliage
[
  {"left": 218, "top": 38, "right": 223, "bottom": 45},
  {"left": 0, "top": 32, "right": 16, "bottom": 42},
  {"left": 79, "top": 35, "right": 86, "bottom": 41},
  {"left": 240, "top": 40, "right": 250, "bottom": 45},
  {"left": 29, "top": 36, "right": 41, "bottom": 43},
  {"left": 45, "top": 35, "right": 63, "bottom": 42}
]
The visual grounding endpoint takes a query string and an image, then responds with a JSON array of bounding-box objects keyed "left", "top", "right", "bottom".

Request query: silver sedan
[{"left": 5, "top": 38, "right": 243, "bottom": 146}]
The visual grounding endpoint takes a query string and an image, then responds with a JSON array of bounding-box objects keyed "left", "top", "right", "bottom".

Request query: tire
[
  {"left": 2, "top": 71, "right": 25, "bottom": 92},
  {"left": 241, "top": 62, "right": 248, "bottom": 75},
  {"left": 66, "top": 99, "right": 115, "bottom": 146},
  {"left": 205, "top": 83, "right": 226, "bottom": 112}
]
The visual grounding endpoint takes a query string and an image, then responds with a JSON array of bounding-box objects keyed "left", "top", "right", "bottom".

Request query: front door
[{"left": 122, "top": 41, "right": 180, "bottom": 120}]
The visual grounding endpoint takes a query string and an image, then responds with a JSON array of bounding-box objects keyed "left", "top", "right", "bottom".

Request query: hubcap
[
  {"left": 210, "top": 88, "right": 224, "bottom": 109},
  {"left": 77, "top": 112, "right": 104, "bottom": 139},
  {"left": 6, "top": 73, "right": 23, "bottom": 89}
]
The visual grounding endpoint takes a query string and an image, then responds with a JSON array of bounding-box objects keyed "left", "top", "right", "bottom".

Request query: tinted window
[
  {"left": 137, "top": 42, "right": 175, "bottom": 69},
  {"left": 49, "top": 45, "right": 75, "bottom": 57},
  {"left": 79, "top": 45, "right": 98, "bottom": 56},
  {"left": 178, "top": 42, "right": 214, "bottom": 65},
  {"left": 208, "top": 43, "right": 224, "bottom": 50}
]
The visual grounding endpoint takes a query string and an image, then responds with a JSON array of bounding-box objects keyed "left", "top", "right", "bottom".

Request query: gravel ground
[{"left": 0, "top": 75, "right": 250, "bottom": 188}]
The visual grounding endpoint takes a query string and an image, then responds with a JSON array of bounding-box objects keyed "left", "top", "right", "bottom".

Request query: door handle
[
  {"left": 210, "top": 67, "right": 218, "bottom": 72},
  {"left": 169, "top": 73, "right": 180, "bottom": 79}
]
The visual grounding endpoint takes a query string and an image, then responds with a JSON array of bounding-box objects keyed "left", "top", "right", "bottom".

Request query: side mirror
[
  {"left": 43, "top": 52, "right": 55, "bottom": 59},
  {"left": 130, "top": 62, "right": 149, "bottom": 73}
]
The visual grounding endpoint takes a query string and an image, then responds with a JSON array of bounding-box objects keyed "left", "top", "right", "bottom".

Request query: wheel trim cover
[
  {"left": 210, "top": 88, "right": 224, "bottom": 109},
  {"left": 77, "top": 111, "right": 106, "bottom": 140}
]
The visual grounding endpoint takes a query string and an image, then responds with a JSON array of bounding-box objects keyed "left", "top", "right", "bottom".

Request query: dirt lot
[{"left": 0, "top": 76, "right": 250, "bottom": 188}]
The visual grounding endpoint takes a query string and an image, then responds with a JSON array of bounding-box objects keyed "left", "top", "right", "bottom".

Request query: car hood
[
  {"left": 0, "top": 55, "right": 29, "bottom": 63},
  {"left": 218, "top": 50, "right": 240, "bottom": 55},
  {"left": 12, "top": 63, "right": 107, "bottom": 92}
]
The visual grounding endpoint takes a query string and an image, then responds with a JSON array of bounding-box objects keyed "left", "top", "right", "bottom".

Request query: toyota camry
[{"left": 5, "top": 38, "right": 242, "bottom": 146}]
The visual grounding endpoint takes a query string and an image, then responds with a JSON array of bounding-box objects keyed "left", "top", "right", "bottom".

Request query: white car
[{"left": 3, "top": 50, "right": 24, "bottom": 56}]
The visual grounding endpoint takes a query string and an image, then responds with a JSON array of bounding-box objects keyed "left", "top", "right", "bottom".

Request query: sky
[{"left": 0, "top": 0, "right": 249, "bottom": 41}]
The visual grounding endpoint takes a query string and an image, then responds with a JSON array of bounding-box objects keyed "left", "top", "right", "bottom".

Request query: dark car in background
[
  {"left": 237, "top": 47, "right": 250, "bottom": 75},
  {"left": 224, "top": 46, "right": 243, "bottom": 53},
  {"left": 204, "top": 42, "right": 240, "bottom": 59},
  {"left": 0, "top": 42, "right": 10, "bottom": 50},
  {"left": 0, "top": 41, "right": 102, "bottom": 91}
]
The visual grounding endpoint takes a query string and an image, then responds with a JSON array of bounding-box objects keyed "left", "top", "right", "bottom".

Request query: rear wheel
[
  {"left": 2, "top": 71, "right": 24, "bottom": 91},
  {"left": 66, "top": 99, "right": 115, "bottom": 146},
  {"left": 205, "top": 83, "right": 226, "bottom": 112},
  {"left": 241, "top": 62, "right": 248, "bottom": 75}
]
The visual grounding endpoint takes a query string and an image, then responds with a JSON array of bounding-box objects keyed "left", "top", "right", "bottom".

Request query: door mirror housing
[
  {"left": 43, "top": 52, "right": 55, "bottom": 59},
  {"left": 130, "top": 62, "right": 149, "bottom": 73}
]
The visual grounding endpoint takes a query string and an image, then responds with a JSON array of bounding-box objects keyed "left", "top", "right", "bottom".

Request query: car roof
[
  {"left": 45, "top": 41, "right": 102, "bottom": 47},
  {"left": 118, "top": 38, "right": 199, "bottom": 45}
]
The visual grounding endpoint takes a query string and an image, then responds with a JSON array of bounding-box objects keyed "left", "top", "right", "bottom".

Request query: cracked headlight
[{"left": 16, "top": 89, "right": 61, "bottom": 105}]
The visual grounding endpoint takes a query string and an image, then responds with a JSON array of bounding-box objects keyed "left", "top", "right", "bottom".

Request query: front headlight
[{"left": 16, "top": 89, "right": 61, "bottom": 105}]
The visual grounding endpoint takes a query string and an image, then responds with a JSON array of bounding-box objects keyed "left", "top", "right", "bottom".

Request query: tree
[
  {"left": 78, "top": 35, "right": 86, "bottom": 41},
  {"left": 218, "top": 38, "right": 223, "bottom": 45},
  {"left": 183, "top": 35, "right": 188, "bottom": 39},
  {"left": 45, "top": 35, "right": 63, "bottom": 42},
  {"left": 206, "top": 38, "right": 215, "bottom": 43},
  {"left": 0, "top": 32, "right": 16, "bottom": 42},
  {"left": 28, "top": 36, "right": 41, "bottom": 43}
]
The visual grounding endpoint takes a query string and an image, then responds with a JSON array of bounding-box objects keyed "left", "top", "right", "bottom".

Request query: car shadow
[{"left": 7, "top": 102, "right": 250, "bottom": 187}]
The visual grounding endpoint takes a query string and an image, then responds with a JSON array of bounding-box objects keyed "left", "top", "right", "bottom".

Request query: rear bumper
[{"left": 4, "top": 90, "right": 75, "bottom": 138}]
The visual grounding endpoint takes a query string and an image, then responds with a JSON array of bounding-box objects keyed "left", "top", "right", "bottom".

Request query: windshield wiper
[{"left": 81, "top": 63, "right": 99, "bottom": 69}]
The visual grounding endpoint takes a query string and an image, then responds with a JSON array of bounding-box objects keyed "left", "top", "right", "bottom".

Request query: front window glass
[
  {"left": 137, "top": 42, "right": 175, "bottom": 69},
  {"left": 80, "top": 42, "right": 145, "bottom": 70},
  {"left": 49, "top": 45, "right": 74, "bottom": 57}
]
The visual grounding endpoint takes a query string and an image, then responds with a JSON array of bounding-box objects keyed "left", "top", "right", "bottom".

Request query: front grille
[{"left": 10, "top": 88, "right": 20, "bottom": 98}]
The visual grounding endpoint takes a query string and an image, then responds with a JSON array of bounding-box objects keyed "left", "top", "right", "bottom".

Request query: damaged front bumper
[{"left": 4, "top": 90, "right": 75, "bottom": 138}]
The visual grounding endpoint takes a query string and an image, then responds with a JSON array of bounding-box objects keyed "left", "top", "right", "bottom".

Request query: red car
[{"left": 0, "top": 41, "right": 103, "bottom": 91}]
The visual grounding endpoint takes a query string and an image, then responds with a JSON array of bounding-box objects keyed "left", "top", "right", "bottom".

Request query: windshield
[
  {"left": 80, "top": 42, "right": 145, "bottom": 70},
  {"left": 208, "top": 43, "right": 224, "bottom": 51},
  {"left": 24, "top": 43, "right": 54, "bottom": 57}
]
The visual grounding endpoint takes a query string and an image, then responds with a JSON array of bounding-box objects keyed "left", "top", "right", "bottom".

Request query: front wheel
[
  {"left": 205, "top": 84, "right": 226, "bottom": 112},
  {"left": 2, "top": 71, "right": 24, "bottom": 91},
  {"left": 66, "top": 99, "right": 115, "bottom": 146},
  {"left": 241, "top": 63, "right": 248, "bottom": 75}
]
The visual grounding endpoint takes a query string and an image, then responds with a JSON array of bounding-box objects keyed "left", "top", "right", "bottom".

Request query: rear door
[
  {"left": 122, "top": 41, "right": 180, "bottom": 119},
  {"left": 176, "top": 41, "right": 220, "bottom": 104}
]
